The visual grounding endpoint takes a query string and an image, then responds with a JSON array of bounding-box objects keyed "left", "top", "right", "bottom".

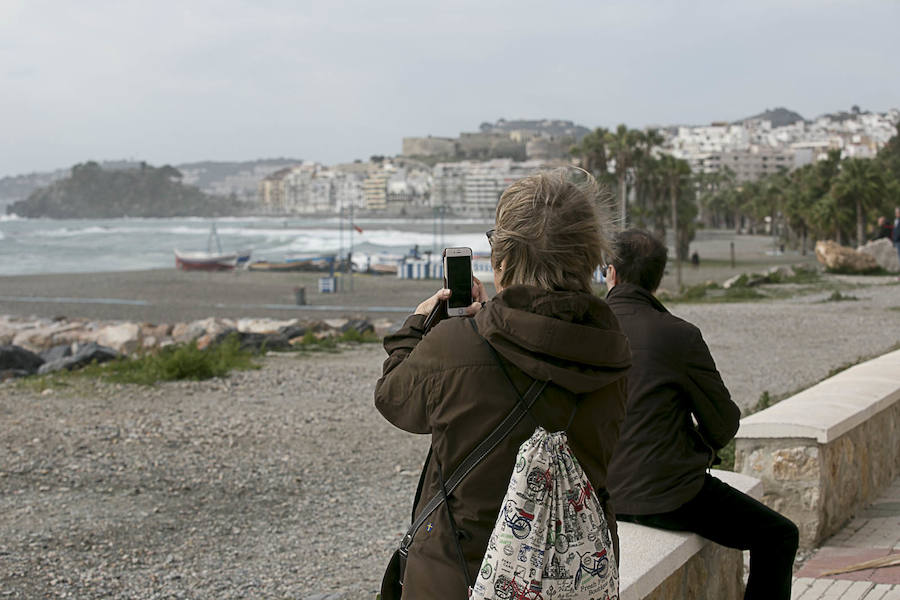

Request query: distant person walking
[
  {"left": 875, "top": 216, "right": 893, "bottom": 240},
  {"left": 604, "top": 229, "right": 799, "bottom": 599},
  {"left": 893, "top": 207, "right": 900, "bottom": 265}
]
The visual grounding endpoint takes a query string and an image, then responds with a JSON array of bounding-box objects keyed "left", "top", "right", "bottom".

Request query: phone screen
[{"left": 446, "top": 255, "right": 473, "bottom": 309}]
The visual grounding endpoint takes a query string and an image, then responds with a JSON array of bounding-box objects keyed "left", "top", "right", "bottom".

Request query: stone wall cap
[
  {"left": 736, "top": 349, "right": 900, "bottom": 444},
  {"left": 619, "top": 469, "right": 761, "bottom": 599}
]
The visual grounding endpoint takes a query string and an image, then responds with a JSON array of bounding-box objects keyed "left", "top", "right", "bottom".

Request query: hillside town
[
  {"left": 1, "top": 107, "right": 897, "bottom": 219},
  {"left": 249, "top": 107, "right": 900, "bottom": 217}
]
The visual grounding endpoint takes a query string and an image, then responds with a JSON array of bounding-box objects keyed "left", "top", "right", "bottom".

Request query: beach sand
[{"left": 0, "top": 231, "right": 817, "bottom": 323}]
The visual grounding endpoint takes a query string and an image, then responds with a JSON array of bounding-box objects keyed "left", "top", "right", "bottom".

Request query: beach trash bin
[{"left": 294, "top": 286, "right": 306, "bottom": 305}]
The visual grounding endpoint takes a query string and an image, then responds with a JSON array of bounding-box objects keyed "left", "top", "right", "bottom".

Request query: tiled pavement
[{"left": 791, "top": 480, "right": 900, "bottom": 599}]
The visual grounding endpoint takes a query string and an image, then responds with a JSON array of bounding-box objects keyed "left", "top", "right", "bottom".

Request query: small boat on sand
[
  {"left": 175, "top": 249, "right": 251, "bottom": 271},
  {"left": 174, "top": 224, "right": 251, "bottom": 271}
]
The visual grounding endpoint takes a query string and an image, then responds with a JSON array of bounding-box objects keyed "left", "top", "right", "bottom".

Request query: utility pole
[
  {"left": 349, "top": 201, "right": 355, "bottom": 292},
  {"left": 338, "top": 199, "right": 344, "bottom": 292}
]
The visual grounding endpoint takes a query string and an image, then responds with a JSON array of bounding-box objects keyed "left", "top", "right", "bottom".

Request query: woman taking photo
[{"left": 375, "top": 169, "right": 631, "bottom": 598}]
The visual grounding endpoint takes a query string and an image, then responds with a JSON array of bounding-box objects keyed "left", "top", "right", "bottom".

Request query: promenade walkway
[{"left": 792, "top": 478, "right": 900, "bottom": 599}]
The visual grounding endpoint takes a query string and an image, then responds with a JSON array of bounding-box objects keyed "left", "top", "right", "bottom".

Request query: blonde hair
[{"left": 492, "top": 168, "right": 613, "bottom": 293}]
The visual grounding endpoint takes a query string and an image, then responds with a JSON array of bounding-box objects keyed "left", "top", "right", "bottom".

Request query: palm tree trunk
[
  {"left": 618, "top": 171, "right": 627, "bottom": 229},
  {"left": 856, "top": 198, "right": 864, "bottom": 247},
  {"left": 670, "top": 179, "right": 681, "bottom": 290}
]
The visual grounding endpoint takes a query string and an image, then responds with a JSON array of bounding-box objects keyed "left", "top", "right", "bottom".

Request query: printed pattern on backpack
[{"left": 471, "top": 427, "right": 618, "bottom": 600}]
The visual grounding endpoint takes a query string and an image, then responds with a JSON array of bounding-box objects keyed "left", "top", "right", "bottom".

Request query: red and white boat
[
  {"left": 174, "top": 223, "right": 251, "bottom": 271},
  {"left": 174, "top": 249, "right": 251, "bottom": 271}
]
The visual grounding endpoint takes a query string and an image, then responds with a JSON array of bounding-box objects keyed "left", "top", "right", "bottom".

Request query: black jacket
[{"left": 605, "top": 283, "right": 741, "bottom": 515}]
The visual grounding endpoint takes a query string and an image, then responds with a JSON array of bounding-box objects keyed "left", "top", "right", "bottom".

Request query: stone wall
[
  {"left": 618, "top": 470, "right": 759, "bottom": 599},
  {"left": 641, "top": 544, "right": 743, "bottom": 600},
  {"left": 735, "top": 350, "right": 900, "bottom": 548}
]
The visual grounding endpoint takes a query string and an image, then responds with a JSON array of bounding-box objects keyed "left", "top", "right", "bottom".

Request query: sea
[{"left": 0, "top": 214, "right": 493, "bottom": 276}]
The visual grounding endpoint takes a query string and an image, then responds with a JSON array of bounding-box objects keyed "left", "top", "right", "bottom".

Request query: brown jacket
[{"left": 375, "top": 285, "right": 631, "bottom": 598}]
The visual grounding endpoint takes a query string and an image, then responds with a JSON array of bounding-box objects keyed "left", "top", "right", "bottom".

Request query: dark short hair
[{"left": 611, "top": 229, "right": 668, "bottom": 292}]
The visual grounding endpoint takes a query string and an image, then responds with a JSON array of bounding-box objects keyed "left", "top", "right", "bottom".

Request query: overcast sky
[{"left": 2, "top": 0, "right": 899, "bottom": 177}]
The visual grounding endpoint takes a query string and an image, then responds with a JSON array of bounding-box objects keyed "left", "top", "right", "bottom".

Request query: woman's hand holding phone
[
  {"left": 416, "top": 288, "right": 451, "bottom": 316},
  {"left": 415, "top": 276, "right": 489, "bottom": 321}
]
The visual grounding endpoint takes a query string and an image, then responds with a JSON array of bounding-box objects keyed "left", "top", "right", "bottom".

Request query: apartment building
[
  {"left": 697, "top": 146, "right": 795, "bottom": 182},
  {"left": 258, "top": 167, "right": 294, "bottom": 213},
  {"left": 362, "top": 168, "right": 391, "bottom": 212},
  {"left": 432, "top": 159, "right": 545, "bottom": 216}
]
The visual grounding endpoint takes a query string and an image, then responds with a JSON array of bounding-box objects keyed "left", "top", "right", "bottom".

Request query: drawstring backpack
[{"left": 470, "top": 322, "right": 619, "bottom": 600}]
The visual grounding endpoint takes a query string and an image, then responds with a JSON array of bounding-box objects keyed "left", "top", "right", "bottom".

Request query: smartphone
[{"left": 443, "top": 247, "right": 473, "bottom": 317}]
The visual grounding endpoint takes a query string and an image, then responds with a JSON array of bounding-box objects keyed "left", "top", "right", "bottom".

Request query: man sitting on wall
[{"left": 605, "top": 229, "right": 799, "bottom": 599}]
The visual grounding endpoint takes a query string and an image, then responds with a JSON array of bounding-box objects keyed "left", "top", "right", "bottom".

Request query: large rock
[
  {"left": 11, "top": 321, "right": 85, "bottom": 352},
  {"left": 857, "top": 238, "right": 900, "bottom": 273},
  {"left": 814, "top": 240, "right": 879, "bottom": 273},
  {"left": 210, "top": 329, "right": 291, "bottom": 353},
  {"left": 236, "top": 318, "right": 298, "bottom": 335},
  {"left": 340, "top": 319, "right": 374, "bottom": 336},
  {"left": 37, "top": 342, "right": 120, "bottom": 375},
  {"left": 0, "top": 345, "right": 44, "bottom": 374},
  {"left": 40, "top": 344, "right": 73, "bottom": 363},
  {"left": 95, "top": 323, "right": 142, "bottom": 354}
]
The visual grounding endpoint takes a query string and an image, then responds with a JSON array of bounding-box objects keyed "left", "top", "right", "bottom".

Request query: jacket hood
[{"left": 475, "top": 285, "right": 631, "bottom": 394}]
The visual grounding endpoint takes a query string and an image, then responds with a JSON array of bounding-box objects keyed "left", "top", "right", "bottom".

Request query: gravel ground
[{"left": 2, "top": 277, "right": 899, "bottom": 599}]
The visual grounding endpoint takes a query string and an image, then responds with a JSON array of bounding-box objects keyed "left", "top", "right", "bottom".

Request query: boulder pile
[
  {"left": 0, "top": 314, "right": 395, "bottom": 380},
  {"left": 815, "top": 240, "right": 879, "bottom": 273},
  {"left": 857, "top": 238, "right": 900, "bottom": 273}
]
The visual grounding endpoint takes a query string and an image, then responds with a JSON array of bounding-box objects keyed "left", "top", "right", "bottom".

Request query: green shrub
[
  {"left": 823, "top": 290, "right": 858, "bottom": 302},
  {"left": 292, "top": 328, "right": 379, "bottom": 352},
  {"left": 717, "top": 439, "right": 736, "bottom": 471},
  {"left": 680, "top": 283, "right": 709, "bottom": 301},
  {"left": 729, "top": 273, "right": 750, "bottom": 288},
  {"left": 754, "top": 390, "right": 773, "bottom": 412},
  {"left": 722, "top": 287, "right": 765, "bottom": 301},
  {"left": 780, "top": 268, "right": 821, "bottom": 285},
  {"left": 84, "top": 333, "right": 259, "bottom": 385}
]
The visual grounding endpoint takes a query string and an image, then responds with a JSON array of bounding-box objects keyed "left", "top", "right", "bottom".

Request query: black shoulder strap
[
  {"left": 400, "top": 379, "right": 546, "bottom": 553},
  {"left": 400, "top": 319, "right": 547, "bottom": 554}
]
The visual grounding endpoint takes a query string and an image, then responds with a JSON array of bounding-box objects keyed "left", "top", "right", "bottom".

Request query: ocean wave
[
  {"left": 23, "top": 224, "right": 487, "bottom": 251},
  {"left": 0, "top": 213, "right": 22, "bottom": 222}
]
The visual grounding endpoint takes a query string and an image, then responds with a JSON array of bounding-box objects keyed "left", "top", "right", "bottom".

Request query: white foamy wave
[{"left": 0, "top": 213, "right": 22, "bottom": 222}]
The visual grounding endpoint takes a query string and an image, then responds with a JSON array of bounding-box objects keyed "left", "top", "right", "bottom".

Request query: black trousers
[{"left": 619, "top": 474, "right": 799, "bottom": 600}]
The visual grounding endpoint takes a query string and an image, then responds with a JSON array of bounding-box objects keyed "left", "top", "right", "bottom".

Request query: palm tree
[
  {"left": 830, "top": 158, "right": 887, "bottom": 245},
  {"left": 658, "top": 154, "right": 693, "bottom": 288},
  {"left": 605, "top": 125, "right": 641, "bottom": 228},
  {"left": 632, "top": 129, "right": 665, "bottom": 226},
  {"left": 570, "top": 127, "right": 610, "bottom": 179}
]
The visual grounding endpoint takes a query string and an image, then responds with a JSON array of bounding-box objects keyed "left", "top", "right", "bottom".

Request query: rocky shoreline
[{"left": 0, "top": 314, "right": 394, "bottom": 379}]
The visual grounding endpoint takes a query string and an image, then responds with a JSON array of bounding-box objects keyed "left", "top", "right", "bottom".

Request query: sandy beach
[{"left": 0, "top": 230, "right": 816, "bottom": 324}]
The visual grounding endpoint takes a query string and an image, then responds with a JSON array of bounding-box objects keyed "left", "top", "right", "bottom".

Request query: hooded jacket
[
  {"left": 605, "top": 283, "right": 741, "bottom": 515},
  {"left": 375, "top": 285, "right": 630, "bottom": 599}
]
